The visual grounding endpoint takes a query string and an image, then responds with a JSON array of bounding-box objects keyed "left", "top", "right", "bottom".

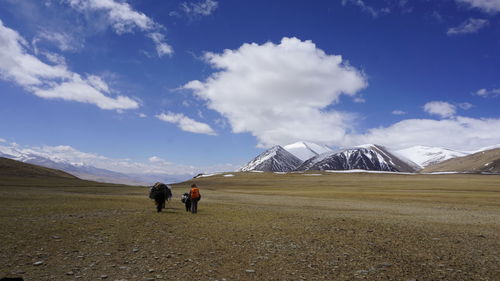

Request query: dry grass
[{"left": 1, "top": 172, "right": 499, "bottom": 280}]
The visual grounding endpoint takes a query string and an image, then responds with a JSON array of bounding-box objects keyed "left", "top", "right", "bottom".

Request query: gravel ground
[{"left": 0, "top": 178, "right": 499, "bottom": 281}]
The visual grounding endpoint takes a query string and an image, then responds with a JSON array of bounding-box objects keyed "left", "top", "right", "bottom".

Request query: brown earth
[{"left": 0, "top": 172, "right": 499, "bottom": 281}]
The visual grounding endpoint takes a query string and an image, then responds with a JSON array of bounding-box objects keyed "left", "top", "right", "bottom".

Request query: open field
[{"left": 1, "top": 172, "right": 499, "bottom": 280}]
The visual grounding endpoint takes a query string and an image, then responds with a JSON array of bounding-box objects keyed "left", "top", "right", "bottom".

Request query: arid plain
[{"left": 1, "top": 172, "right": 499, "bottom": 281}]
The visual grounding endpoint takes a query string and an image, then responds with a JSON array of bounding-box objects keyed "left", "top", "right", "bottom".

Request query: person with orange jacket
[{"left": 189, "top": 183, "right": 201, "bottom": 214}]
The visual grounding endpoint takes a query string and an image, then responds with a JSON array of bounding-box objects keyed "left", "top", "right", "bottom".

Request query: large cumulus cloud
[{"left": 183, "top": 37, "right": 367, "bottom": 147}]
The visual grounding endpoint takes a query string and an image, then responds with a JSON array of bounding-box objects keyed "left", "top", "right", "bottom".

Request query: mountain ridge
[
  {"left": 240, "top": 145, "right": 303, "bottom": 172},
  {"left": 297, "top": 144, "right": 418, "bottom": 172}
]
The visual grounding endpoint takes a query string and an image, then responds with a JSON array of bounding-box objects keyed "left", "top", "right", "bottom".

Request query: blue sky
[{"left": 1, "top": 0, "right": 500, "bottom": 175}]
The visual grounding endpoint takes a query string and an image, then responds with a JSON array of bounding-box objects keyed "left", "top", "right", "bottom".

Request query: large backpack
[
  {"left": 149, "top": 182, "right": 168, "bottom": 199},
  {"left": 190, "top": 187, "right": 200, "bottom": 199}
]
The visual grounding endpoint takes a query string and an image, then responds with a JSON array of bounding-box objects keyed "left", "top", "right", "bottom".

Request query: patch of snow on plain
[
  {"left": 223, "top": 174, "right": 235, "bottom": 177},
  {"left": 196, "top": 173, "right": 221, "bottom": 178},
  {"left": 324, "top": 169, "right": 415, "bottom": 175}
]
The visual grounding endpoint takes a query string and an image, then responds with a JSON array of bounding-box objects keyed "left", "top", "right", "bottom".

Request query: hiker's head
[{"left": 191, "top": 183, "right": 197, "bottom": 188}]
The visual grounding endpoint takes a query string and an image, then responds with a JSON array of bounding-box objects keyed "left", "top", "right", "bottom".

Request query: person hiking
[
  {"left": 181, "top": 192, "right": 191, "bottom": 212},
  {"left": 189, "top": 183, "right": 201, "bottom": 214}
]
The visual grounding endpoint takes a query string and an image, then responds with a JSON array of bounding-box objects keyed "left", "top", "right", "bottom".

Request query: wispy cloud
[
  {"left": 458, "top": 102, "right": 473, "bottom": 110},
  {"left": 156, "top": 112, "right": 217, "bottom": 135},
  {"left": 447, "top": 18, "right": 489, "bottom": 35},
  {"left": 341, "top": 0, "right": 390, "bottom": 18},
  {"left": 147, "top": 32, "right": 173, "bottom": 57},
  {"left": 66, "top": 0, "right": 173, "bottom": 56},
  {"left": 392, "top": 110, "right": 406, "bottom": 115},
  {"left": 177, "top": 0, "right": 219, "bottom": 18},
  {"left": 32, "top": 30, "right": 82, "bottom": 53},
  {"left": 0, "top": 20, "right": 139, "bottom": 110},
  {"left": 475, "top": 88, "right": 500, "bottom": 97},
  {"left": 456, "top": 0, "right": 500, "bottom": 13}
]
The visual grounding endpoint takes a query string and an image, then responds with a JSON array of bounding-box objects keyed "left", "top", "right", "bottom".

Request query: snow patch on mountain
[
  {"left": 284, "top": 141, "right": 332, "bottom": 161},
  {"left": 395, "top": 145, "right": 469, "bottom": 168}
]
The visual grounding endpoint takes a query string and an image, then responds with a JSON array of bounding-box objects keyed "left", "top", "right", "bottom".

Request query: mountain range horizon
[{"left": 2, "top": 139, "right": 499, "bottom": 185}]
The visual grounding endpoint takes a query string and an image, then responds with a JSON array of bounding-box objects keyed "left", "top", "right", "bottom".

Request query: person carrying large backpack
[
  {"left": 189, "top": 183, "right": 201, "bottom": 214},
  {"left": 149, "top": 182, "right": 170, "bottom": 213}
]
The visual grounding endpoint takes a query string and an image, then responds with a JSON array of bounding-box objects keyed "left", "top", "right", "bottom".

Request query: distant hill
[
  {"left": 0, "top": 157, "right": 78, "bottom": 179},
  {"left": 0, "top": 146, "right": 188, "bottom": 185},
  {"left": 422, "top": 148, "right": 500, "bottom": 173}
]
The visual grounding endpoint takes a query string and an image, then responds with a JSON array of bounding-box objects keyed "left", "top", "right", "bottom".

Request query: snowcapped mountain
[
  {"left": 297, "top": 144, "right": 418, "bottom": 172},
  {"left": 283, "top": 141, "right": 332, "bottom": 161},
  {"left": 395, "top": 145, "right": 469, "bottom": 168},
  {"left": 240, "top": 145, "right": 303, "bottom": 172},
  {"left": 0, "top": 145, "right": 189, "bottom": 185}
]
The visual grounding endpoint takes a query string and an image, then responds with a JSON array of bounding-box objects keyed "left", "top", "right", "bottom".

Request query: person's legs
[
  {"left": 156, "top": 200, "right": 162, "bottom": 212},
  {"left": 191, "top": 199, "right": 198, "bottom": 213}
]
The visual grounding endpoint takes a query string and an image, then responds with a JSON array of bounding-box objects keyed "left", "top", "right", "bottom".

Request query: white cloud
[
  {"left": 349, "top": 116, "right": 500, "bottom": 151},
  {"left": 423, "top": 101, "right": 456, "bottom": 118},
  {"left": 447, "top": 18, "right": 489, "bottom": 35},
  {"left": 138, "top": 113, "right": 147, "bottom": 118},
  {"left": 156, "top": 112, "right": 217, "bottom": 135},
  {"left": 33, "top": 74, "right": 139, "bottom": 110},
  {"left": 475, "top": 88, "right": 500, "bottom": 97},
  {"left": 183, "top": 37, "right": 367, "bottom": 147},
  {"left": 0, "top": 138, "right": 6, "bottom": 143},
  {"left": 66, "top": 0, "right": 173, "bottom": 56},
  {"left": 180, "top": 0, "right": 218, "bottom": 17},
  {"left": 392, "top": 110, "right": 406, "bottom": 115},
  {"left": 341, "top": 0, "right": 390, "bottom": 18},
  {"left": 456, "top": 0, "right": 500, "bottom": 13},
  {"left": 0, "top": 20, "right": 139, "bottom": 110}
]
